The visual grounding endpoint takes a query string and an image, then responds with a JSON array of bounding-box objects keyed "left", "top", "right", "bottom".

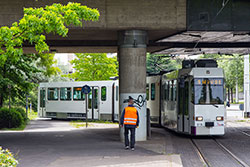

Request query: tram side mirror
[{"left": 226, "top": 101, "right": 230, "bottom": 107}]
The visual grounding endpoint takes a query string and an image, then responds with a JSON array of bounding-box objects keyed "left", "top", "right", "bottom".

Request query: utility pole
[
  {"left": 244, "top": 54, "right": 250, "bottom": 117},
  {"left": 236, "top": 56, "right": 239, "bottom": 103}
]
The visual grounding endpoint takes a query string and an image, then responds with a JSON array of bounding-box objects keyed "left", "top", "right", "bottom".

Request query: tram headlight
[
  {"left": 216, "top": 116, "right": 224, "bottom": 121},
  {"left": 196, "top": 116, "right": 203, "bottom": 121}
]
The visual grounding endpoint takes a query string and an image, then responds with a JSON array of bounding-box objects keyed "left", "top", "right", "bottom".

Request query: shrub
[
  {"left": 0, "top": 108, "right": 24, "bottom": 129},
  {"left": 0, "top": 147, "right": 18, "bottom": 167},
  {"left": 15, "top": 107, "right": 27, "bottom": 121}
]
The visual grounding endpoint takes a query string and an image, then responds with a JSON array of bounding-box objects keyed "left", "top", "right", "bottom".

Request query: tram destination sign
[{"left": 82, "top": 85, "right": 91, "bottom": 94}]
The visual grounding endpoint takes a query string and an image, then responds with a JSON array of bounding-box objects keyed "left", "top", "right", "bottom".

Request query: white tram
[
  {"left": 147, "top": 59, "right": 225, "bottom": 135},
  {"left": 38, "top": 80, "right": 119, "bottom": 121}
]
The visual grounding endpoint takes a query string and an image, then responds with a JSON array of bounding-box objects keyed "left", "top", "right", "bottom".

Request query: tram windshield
[{"left": 194, "top": 78, "right": 224, "bottom": 105}]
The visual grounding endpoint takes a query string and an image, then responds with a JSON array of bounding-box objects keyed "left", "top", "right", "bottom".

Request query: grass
[
  {"left": 236, "top": 120, "right": 247, "bottom": 122},
  {"left": 70, "top": 120, "right": 118, "bottom": 128},
  {"left": 70, "top": 121, "right": 93, "bottom": 128},
  {"left": 1, "top": 124, "right": 26, "bottom": 131},
  {"left": 236, "top": 120, "right": 250, "bottom": 122},
  {"left": 28, "top": 110, "right": 38, "bottom": 120},
  {"left": 232, "top": 101, "right": 244, "bottom": 104}
]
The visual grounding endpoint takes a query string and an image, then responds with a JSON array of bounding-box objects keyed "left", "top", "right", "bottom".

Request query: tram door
[
  {"left": 88, "top": 87, "right": 99, "bottom": 120},
  {"left": 178, "top": 80, "right": 189, "bottom": 133},
  {"left": 39, "top": 88, "right": 46, "bottom": 117}
]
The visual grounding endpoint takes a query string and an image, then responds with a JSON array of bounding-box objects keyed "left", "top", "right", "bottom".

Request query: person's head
[{"left": 128, "top": 96, "right": 134, "bottom": 105}]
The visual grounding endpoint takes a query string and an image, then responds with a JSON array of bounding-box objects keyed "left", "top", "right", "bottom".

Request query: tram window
[
  {"left": 116, "top": 86, "right": 119, "bottom": 101},
  {"left": 173, "top": 80, "right": 177, "bottom": 101},
  {"left": 94, "top": 89, "right": 98, "bottom": 109},
  {"left": 60, "top": 88, "right": 72, "bottom": 101},
  {"left": 88, "top": 91, "right": 92, "bottom": 109},
  {"left": 88, "top": 89, "right": 98, "bottom": 109},
  {"left": 48, "top": 88, "right": 58, "bottom": 100},
  {"left": 101, "top": 86, "right": 106, "bottom": 101},
  {"left": 184, "top": 82, "right": 189, "bottom": 115},
  {"left": 146, "top": 84, "right": 149, "bottom": 100},
  {"left": 40, "top": 90, "right": 46, "bottom": 107},
  {"left": 178, "top": 82, "right": 184, "bottom": 115},
  {"left": 191, "top": 80, "right": 194, "bottom": 103},
  {"left": 166, "top": 81, "right": 169, "bottom": 100},
  {"left": 170, "top": 81, "right": 174, "bottom": 101},
  {"left": 163, "top": 82, "right": 168, "bottom": 101},
  {"left": 194, "top": 78, "right": 224, "bottom": 105},
  {"left": 73, "top": 87, "right": 85, "bottom": 101},
  {"left": 162, "top": 83, "right": 166, "bottom": 100},
  {"left": 151, "top": 83, "right": 155, "bottom": 100}
]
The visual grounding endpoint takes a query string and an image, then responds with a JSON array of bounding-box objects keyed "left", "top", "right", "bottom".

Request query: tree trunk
[
  {"left": 231, "top": 87, "right": 234, "bottom": 103},
  {"left": 236, "top": 80, "right": 239, "bottom": 103},
  {"left": 228, "top": 87, "right": 230, "bottom": 102}
]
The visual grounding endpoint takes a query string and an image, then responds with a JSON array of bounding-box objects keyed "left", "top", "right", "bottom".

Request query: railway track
[
  {"left": 226, "top": 121, "right": 250, "bottom": 138},
  {"left": 191, "top": 137, "right": 250, "bottom": 167}
]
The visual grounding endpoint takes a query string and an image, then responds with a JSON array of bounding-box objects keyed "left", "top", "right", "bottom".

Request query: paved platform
[{"left": 0, "top": 119, "right": 182, "bottom": 167}]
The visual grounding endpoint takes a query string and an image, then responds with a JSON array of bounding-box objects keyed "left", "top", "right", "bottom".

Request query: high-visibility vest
[{"left": 124, "top": 106, "right": 137, "bottom": 125}]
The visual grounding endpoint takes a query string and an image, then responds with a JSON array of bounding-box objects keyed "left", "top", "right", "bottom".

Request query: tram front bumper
[{"left": 191, "top": 125, "right": 225, "bottom": 136}]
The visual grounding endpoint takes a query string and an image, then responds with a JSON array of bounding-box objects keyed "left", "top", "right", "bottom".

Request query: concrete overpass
[
  {"left": 0, "top": 0, "right": 186, "bottom": 53},
  {"left": 1, "top": 0, "right": 250, "bottom": 141}
]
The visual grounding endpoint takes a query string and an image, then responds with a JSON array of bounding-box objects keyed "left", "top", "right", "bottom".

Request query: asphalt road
[
  {"left": 0, "top": 119, "right": 182, "bottom": 167},
  {"left": 1, "top": 115, "right": 250, "bottom": 167}
]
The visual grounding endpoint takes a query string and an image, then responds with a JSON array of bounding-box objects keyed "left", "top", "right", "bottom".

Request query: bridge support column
[{"left": 118, "top": 30, "right": 148, "bottom": 141}]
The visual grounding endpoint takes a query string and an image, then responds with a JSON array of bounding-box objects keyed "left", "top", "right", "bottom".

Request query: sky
[{"left": 54, "top": 53, "right": 117, "bottom": 65}]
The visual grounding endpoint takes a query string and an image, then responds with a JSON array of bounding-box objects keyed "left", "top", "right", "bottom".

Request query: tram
[
  {"left": 147, "top": 59, "right": 225, "bottom": 135},
  {"left": 38, "top": 80, "right": 119, "bottom": 121}
]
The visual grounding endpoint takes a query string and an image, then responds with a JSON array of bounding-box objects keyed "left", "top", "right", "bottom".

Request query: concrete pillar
[{"left": 118, "top": 30, "right": 148, "bottom": 141}]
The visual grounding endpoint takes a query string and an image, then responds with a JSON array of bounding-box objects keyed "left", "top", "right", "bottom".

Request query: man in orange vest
[{"left": 120, "top": 96, "right": 139, "bottom": 151}]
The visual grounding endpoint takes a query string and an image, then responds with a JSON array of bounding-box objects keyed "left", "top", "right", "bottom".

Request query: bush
[
  {"left": 0, "top": 147, "right": 18, "bottom": 167},
  {"left": 15, "top": 107, "right": 27, "bottom": 121},
  {"left": 0, "top": 108, "right": 24, "bottom": 129}
]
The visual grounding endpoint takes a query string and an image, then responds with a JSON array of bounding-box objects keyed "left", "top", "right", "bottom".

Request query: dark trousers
[{"left": 124, "top": 127, "right": 136, "bottom": 148}]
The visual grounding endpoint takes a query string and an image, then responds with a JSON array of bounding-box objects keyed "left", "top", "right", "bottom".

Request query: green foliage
[
  {"left": 15, "top": 107, "right": 27, "bottom": 121},
  {"left": 65, "top": 53, "right": 118, "bottom": 81},
  {"left": 28, "top": 110, "right": 38, "bottom": 121},
  {"left": 0, "top": 2, "right": 99, "bottom": 60},
  {"left": 201, "top": 54, "right": 244, "bottom": 90},
  {"left": 0, "top": 3, "right": 99, "bottom": 107},
  {"left": 0, "top": 147, "right": 18, "bottom": 167},
  {"left": 0, "top": 108, "right": 24, "bottom": 129},
  {"left": 146, "top": 54, "right": 181, "bottom": 74},
  {"left": 70, "top": 120, "right": 118, "bottom": 128},
  {"left": 0, "top": 53, "right": 59, "bottom": 107}
]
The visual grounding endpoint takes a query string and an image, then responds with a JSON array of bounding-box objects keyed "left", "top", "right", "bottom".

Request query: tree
[
  {"left": 201, "top": 54, "right": 244, "bottom": 103},
  {"left": 65, "top": 53, "right": 118, "bottom": 81},
  {"left": 0, "top": 3, "right": 100, "bottom": 107},
  {"left": 147, "top": 54, "right": 181, "bottom": 74}
]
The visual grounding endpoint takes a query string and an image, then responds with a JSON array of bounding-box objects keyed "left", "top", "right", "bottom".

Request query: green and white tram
[{"left": 147, "top": 59, "right": 225, "bottom": 135}]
